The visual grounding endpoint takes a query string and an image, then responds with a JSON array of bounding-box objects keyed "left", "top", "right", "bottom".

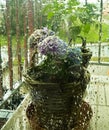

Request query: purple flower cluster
[
  {"left": 38, "top": 36, "right": 68, "bottom": 57},
  {"left": 28, "top": 27, "right": 55, "bottom": 49}
]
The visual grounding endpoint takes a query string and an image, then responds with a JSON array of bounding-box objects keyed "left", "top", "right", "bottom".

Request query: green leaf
[
  {"left": 47, "top": 12, "right": 54, "bottom": 20},
  {"left": 82, "top": 24, "right": 91, "bottom": 34},
  {"left": 69, "top": 26, "right": 81, "bottom": 41}
]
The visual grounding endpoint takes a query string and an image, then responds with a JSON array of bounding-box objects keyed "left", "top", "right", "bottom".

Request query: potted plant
[{"left": 24, "top": 28, "right": 92, "bottom": 130}]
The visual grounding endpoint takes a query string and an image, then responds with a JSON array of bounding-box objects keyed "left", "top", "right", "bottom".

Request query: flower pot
[
  {"left": 25, "top": 76, "right": 87, "bottom": 130},
  {"left": 25, "top": 29, "right": 93, "bottom": 130}
]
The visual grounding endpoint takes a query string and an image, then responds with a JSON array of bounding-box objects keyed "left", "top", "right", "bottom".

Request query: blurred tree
[
  {"left": 0, "top": 39, "right": 3, "bottom": 98},
  {"left": 0, "top": 0, "right": 100, "bottom": 43},
  {"left": 0, "top": 4, "right": 6, "bottom": 35},
  {"left": 42, "top": 0, "right": 99, "bottom": 43},
  {"left": 85, "top": 0, "right": 87, "bottom": 5},
  {"left": 15, "top": 0, "right": 22, "bottom": 80},
  {"left": 27, "top": 0, "right": 34, "bottom": 36},
  {"left": 0, "top": 0, "right": 27, "bottom": 35},
  {"left": 23, "top": 4, "right": 28, "bottom": 69},
  {"left": 6, "top": 0, "right": 13, "bottom": 90}
]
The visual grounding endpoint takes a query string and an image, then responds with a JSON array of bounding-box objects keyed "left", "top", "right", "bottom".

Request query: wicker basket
[
  {"left": 25, "top": 75, "right": 86, "bottom": 130},
  {"left": 24, "top": 37, "right": 91, "bottom": 129}
]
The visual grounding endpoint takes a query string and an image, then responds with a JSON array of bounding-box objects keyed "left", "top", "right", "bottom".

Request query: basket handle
[
  {"left": 29, "top": 49, "right": 38, "bottom": 67},
  {"left": 77, "top": 36, "right": 92, "bottom": 67}
]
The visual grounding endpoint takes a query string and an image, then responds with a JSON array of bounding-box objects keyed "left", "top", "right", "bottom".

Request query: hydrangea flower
[
  {"left": 65, "top": 47, "right": 82, "bottom": 65},
  {"left": 28, "top": 27, "right": 55, "bottom": 49},
  {"left": 38, "top": 36, "right": 68, "bottom": 57}
]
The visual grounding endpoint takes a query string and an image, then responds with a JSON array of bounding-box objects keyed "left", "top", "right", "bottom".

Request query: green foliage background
[{"left": 0, "top": 0, "right": 109, "bottom": 45}]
